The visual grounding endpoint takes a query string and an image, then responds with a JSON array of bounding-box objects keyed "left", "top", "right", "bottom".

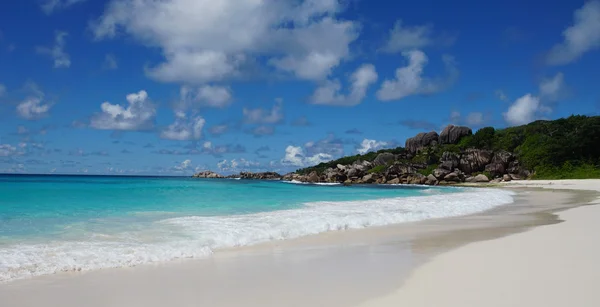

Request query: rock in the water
[
  {"left": 387, "top": 178, "right": 401, "bottom": 184},
  {"left": 459, "top": 149, "right": 493, "bottom": 174},
  {"left": 405, "top": 131, "right": 439, "bottom": 154},
  {"left": 444, "top": 172, "right": 460, "bottom": 182},
  {"left": 503, "top": 174, "right": 512, "bottom": 182},
  {"left": 433, "top": 168, "right": 450, "bottom": 179},
  {"left": 238, "top": 172, "right": 282, "bottom": 180},
  {"left": 372, "top": 152, "right": 395, "bottom": 167},
  {"left": 192, "top": 171, "right": 224, "bottom": 178},
  {"left": 307, "top": 171, "right": 320, "bottom": 183},
  {"left": 439, "top": 124, "right": 473, "bottom": 145},
  {"left": 474, "top": 174, "right": 490, "bottom": 183}
]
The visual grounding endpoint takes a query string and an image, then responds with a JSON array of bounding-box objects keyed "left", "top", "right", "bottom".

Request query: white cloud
[
  {"left": 90, "top": 90, "right": 156, "bottom": 130},
  {"left": 357, "top": 139, "right": 388, "bottom": 155},
  {"left": 281, "top": 145, "right": 333, "bottom": 167},
  {"left": 310, "top": 64, "right": 378, "bottom": 106},
  {"left": 160, "top": 111, "right": 206, "bottom": 141},
  {"left": 382, "top": 20, "right": 433, "bottom": 52},
  {"left": 180, "top": 85, "right": 232, "bottom": 109},
  {"left": 203, "top": 141, "right": 212, "bottom": 150},
  {"left": 173, "top": 159, "right": 192, "bottom": 171},
  {"left": 376, "top": 50, "right": 458, "bottom": 101},
  {"left": 41, "top": 0, "right": 88, "bottom": 14},
  {"left": 91, "top": 0, "right": 357, "bottom": 83},
  {"left": 16, "top": 84, "right": 52, "bottom": 120},
  {"left": 217, "top": 158, "right": 260, "bottom": 171},
  {"left": 539, "top": 72, "right": 565, "bottom": 102},
  {"left": 243, "top": 100, "right": 283, "bottom": 124},
  {"left": 37, "top": 31, "right": 71, "bottom": 68},
  {"left": 503, "top": 94, "right": 549, "bottom": 126},
  {"left": 546, "top": 1, "right": 600, "bottom": 65},
  {"left": 0, "top": 144, "right": 19, "bottom": 157},
  {"left": 103, "top": 53, "right": 118, "bottom": 70}
]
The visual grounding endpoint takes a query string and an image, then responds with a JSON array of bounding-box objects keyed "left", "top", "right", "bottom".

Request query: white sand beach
[
  {"left": 1, "top": 180, "right": 599, "bottom": 307},
  {"left": 358, "top": 179, "right": 600, "bottom": 307}
]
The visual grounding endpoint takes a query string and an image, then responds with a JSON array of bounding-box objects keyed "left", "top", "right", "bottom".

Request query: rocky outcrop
[
  {"left": 238, "top": 172, "right": 282, "bottom": 180},
  {"left": 439, "top": 125, "right": 472, "bottom": 145},
  {"left": 406, "top": 131, "right": 439, "bottom": 154},
  {"left": 372, "top": 152, "right": 395, "bottom": 167},
  {"left": 193, "top": 171, "right": 224, "bottom": 178},
  {"left": 459, "top": 149, "right": 493, "bottom": 174},
  {"left": 440, "top": 151, "right": 460, "bottom": 170}
]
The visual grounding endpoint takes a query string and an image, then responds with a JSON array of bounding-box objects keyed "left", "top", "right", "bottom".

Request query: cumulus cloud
[
  {"left": 103, "top": 53, "right": 118, "bottom": 70},
  {"left": 356, "top": 139, "right": 388, "bottom": 154},
  {"left": 180, "top": 85, "right": 233, "bottom": 109},
  {"left": 160, "top": 111, "right": 206, "bottom": 141},
  {"left": 41, "top": 0, "right": 88, "bottom": 14},
  {"left": 217, "top": 158, "right": 260, "bottom": 172},
  {"left": 243, "top": 100, "right": 283, "bottom": 124},
  {"left": 91, "top": 0, "right": 357, "bottom": 83},
  {"left": 281, "top": 145, "right": 333, "bottom": 167},
  {"left": 36, "top": 31, "right": 71, "bottom": 68},
  {"left": 310, "top": 64, "right": 378, "bottom": 106},
  {"left": 382, "top": 20, "right": 434, "bottom": 52},
  {"left": 90, "top": 90, "right": 156, "bottom": 130},
  {"left": 503, "top": 94, "right": 550, "bottom": 126},
  {"left": 173, "top": 159, "right": 192, "bottom": 171},
  {"left": 16, "top": 83, "right": 52, "bottom": 120},
  {"left": 546, "top": 1, "right": 600, "bottom": 65},
  {"left": 376, "top": 50, "right": 458, "bottom": 101}
]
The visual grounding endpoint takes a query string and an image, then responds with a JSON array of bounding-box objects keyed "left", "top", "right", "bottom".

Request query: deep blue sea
[{"left": 0, "top": 175, "right": 514, "bottom": 282}]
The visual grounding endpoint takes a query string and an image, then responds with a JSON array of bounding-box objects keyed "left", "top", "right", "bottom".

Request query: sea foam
[{"left": 0, "top": 188, "right": 513, "bottom": 283}]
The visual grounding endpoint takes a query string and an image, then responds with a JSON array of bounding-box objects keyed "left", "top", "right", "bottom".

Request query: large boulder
[
  {"left": 459, "top": 149, "right": 493, "bottom": 174},
  {"left": 433, "top": 168, "right": 450, "bottom": 179},
  {"left": 474, "top": 174, "right": 490, "bottom": 183},
  {"left": 484, "top": 163, "right": 505, "bottom": 178},
  {"left": 372, "top": 152, "right": 396, "bottom": 167},
  {"left": 405, "top": 131, "right": 439, "bottom": 154},
  {"left": 386, "top": 163, "right": 416, "bottom": 177},
  {"left": 440, "top": 151, "right": 460, "bottom": 170},
  {"left": 307, "top": 171, "right": 320, "bottom": 183},
  {"left": 444, "top": 172, "right": 461, "bottom": 182},
  {"left": 426, "top": 174, "right": 438, "bottom": 185},
  {"left": 439, "top": 124, "right": 473, "bottom": 145},
  {"left": 491, "top": 150, "right": 514, "bottom": 168}
]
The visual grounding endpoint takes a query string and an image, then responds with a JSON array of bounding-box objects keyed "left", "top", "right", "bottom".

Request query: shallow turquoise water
[{"left": 0, "top": 175, "right": 514, "bottom": 282}]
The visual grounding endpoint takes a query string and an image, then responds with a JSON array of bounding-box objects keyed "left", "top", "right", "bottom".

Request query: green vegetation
[
  {"left": 296, "top": 147, "right": 405, "bottom": 175},
  {"left": 367, "top": 165, "right": 387, "bottom": 174},
  {"left": 417, "top": 164, "right": 437, "bottom": 176},
  {"left": 296, "top": 115, "right": 600, "bottom": 180}
]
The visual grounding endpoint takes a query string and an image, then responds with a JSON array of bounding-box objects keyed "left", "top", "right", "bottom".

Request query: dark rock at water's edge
[{"left": 192, "top": 171, "right": 224, "bottom": 178}]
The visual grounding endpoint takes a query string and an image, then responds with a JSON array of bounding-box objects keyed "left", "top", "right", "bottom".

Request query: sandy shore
[
  {"left": 1, "top": 180, "right": 599, "bottom": 307},
  {"left": 358, "top": 179, "right": 600, "bottom": 307}
]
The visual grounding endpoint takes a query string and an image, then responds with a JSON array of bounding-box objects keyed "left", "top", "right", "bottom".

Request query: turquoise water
[{"left": 0, "top": 175, "right": 514, "bottom": 282}]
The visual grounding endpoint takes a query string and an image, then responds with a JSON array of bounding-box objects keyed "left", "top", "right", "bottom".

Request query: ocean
[{"left": 0, "top": 174, "right": 514, "bottom": 282}]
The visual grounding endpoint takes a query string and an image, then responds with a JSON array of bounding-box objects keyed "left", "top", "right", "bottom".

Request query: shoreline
[
  {"left": 357, "top": 179, "right": 600, "bottom": 307},
  {"left": 2, "top": 181, "right": 598, "bottom": 306}
]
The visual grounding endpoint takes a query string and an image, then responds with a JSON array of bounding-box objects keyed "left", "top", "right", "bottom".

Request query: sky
[{"left": 0, "top": 0, "right": 599, "bottom": 176}]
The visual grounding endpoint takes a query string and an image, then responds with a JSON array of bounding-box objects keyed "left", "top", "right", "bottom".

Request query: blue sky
[{"left": 0, "top": 0, "right": 599, "bottom": 175}]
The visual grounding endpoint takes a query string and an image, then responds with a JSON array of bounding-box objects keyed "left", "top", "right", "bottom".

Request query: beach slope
[{"left": 358, "top": 179, "right": 600, "bottom": 307}]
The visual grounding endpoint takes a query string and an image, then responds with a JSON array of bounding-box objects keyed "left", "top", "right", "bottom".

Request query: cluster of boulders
[
  {"left": 232, "top": 172, "right": 282, "bottom": 180},
  {"left": 429, "top": 148, "right": 529, "bottom": 184},
  {"left": 193, "top": 124, "right": 533, "bottom": 186},
  {"left": 192, "top": 171, "right": 224, "bottom": 178}
]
